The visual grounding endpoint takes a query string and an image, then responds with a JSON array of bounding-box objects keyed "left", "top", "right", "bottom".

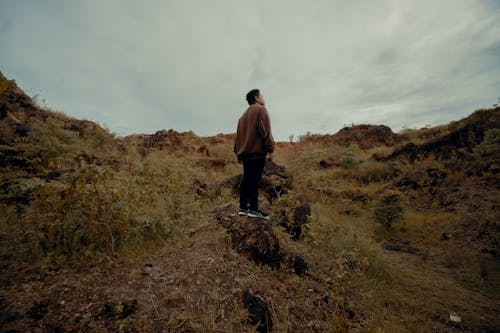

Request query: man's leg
[
  {"left": 240, "top": 162, "right": 249, "bottom": 210},
  {"left": 247, "top": 158, "right": 266, "bottom": 211}
]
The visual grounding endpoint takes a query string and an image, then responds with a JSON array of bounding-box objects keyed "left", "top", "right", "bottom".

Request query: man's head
[{"left": 246, "top": 89, "right": 265, "bottom": 106}]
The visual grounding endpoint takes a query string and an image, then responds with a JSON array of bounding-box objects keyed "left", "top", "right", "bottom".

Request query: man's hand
[{"left": 267, "top": 153, "right": 274, "bottom": 162}]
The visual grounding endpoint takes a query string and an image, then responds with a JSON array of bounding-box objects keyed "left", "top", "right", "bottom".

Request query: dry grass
[
  {"left": 1, "top": 133, "right": 219, "bottom": 282},
  {"left": 399, "top": 123, "right": 452, "bottom": 145},
  {"left": 343, "top": 160, "right": 398, "bottom": 184}
]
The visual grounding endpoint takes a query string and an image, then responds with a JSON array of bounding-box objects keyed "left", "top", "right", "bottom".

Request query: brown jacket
[{"left": 234, "top": 104, "right": 275, "bottom": 160}]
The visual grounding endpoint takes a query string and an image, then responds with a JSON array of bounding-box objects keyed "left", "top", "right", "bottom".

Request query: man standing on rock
[{"left": 234, "top": 89, "right": 275, "bottom": 220}]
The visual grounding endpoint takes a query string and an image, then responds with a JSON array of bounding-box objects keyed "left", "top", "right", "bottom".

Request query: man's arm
[{"left": 258, "top": 107, "right": 275, "bottom": 153}]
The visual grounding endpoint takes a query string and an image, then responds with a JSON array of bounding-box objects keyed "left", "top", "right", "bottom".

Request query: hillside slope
[{"left": 1, "top": 73, "right": 499, "bottom": 332}]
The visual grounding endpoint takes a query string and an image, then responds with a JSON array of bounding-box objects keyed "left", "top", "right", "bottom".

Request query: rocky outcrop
[
  {"left": 277, "top": 204, "right": 311, "bottom": 240},
  {"left": 214, "top": 204, "right": 309, "bottom": 277},
  {"left": 209, "top": 133, "right": 235, "bottom": 144},
  {"left": 301, "top": 124, "right": 402, "bottom": 149},
  {"left": 379, "top": 108, "right": 500, "bottom": 162},
  {"left": 122, "top": 129, "right": 208, "bottom": 155},
  {"left": 332, "top": 124, "right": 402, "bottom": 149},
  {"left": 123, "top": 130, "right": 236, "bottom": 157},
  {"left": 215, "top": 204, "right": 281, "bottom": 267},
  {"left": 243, "top": 290, "right": 273, "bottom": 333}
]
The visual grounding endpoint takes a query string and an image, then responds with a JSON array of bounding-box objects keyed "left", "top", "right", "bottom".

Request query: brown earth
[{"left": 0, "top": 221, "right": 347, "bottom": 332}]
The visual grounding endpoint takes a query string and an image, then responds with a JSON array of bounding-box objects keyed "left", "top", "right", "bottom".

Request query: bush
[
  {"left": 351, "top": 160, "right": 397, "bottom": 184},
  {"left": 334, "top": 231, "right": 390, "bottom": 282},
  {"left": 473, "top": 128, "right": 500, "bottom": 164},
  {"left": 340, "top": 152, "right": 359, "bottom": 169},
  {"left": 374, "top": 191, "right": 403, "bottom": 228}
]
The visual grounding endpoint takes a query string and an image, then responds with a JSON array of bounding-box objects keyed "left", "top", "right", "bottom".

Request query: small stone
[
  {"left": 143, "top": 266, "right": 152, "bottom": 275},
  {"left": 292, "top": 255, "right": 308, "bottom": 276},
  {"left": 450, "top": 312, "right": 461, "bottom": 323},
  {"left": 114, "top": 303, "right": 124, "bottom": 315},
  {"left": 441, "top": 233, "right": 452, "bottom": 240}
]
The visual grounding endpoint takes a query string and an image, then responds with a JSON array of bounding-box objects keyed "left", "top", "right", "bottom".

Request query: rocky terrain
[{"left": 0, "top": 72, "right": 499, "bottom": 332}]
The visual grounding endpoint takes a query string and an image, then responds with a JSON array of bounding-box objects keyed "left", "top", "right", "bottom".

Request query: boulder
[
  {"left": 243, "top": 290, "right": 273, "bottom": 333},
  {"left": 278, "top": 204, "right": 311, "bottom": 240},
  {"left": 215, "top": 204, "right": 311, "bottom": 276},
  {"left": 215, "top": 204, "right": 281, "bottom": 266},
  {"left": 290, "top": 255, "right": 308, "bottom": 276}
]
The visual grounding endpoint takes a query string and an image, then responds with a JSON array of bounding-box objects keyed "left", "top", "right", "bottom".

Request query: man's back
[{"left": 234, "top": 104, "right": 275, "bottom": 160}]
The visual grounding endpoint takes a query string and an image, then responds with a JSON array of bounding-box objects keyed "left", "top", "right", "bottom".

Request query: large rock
[
  {"left": 278, "top": 204, "right": 311, "bottom": 240},
  {"left": 215, "top": 205, "right": 281, "bottom": 267},
  {"left": 243, "top": 290, "right": 273, "bottom": 333},
  {"left": 214, "top": 204, "right": 311, "bottom": 277}
]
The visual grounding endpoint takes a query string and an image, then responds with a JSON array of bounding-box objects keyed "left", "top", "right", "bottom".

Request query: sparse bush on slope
[
  {"left": 340, "top": 152, "right": 359, "bottom": 169},
  {"left": 374, "top": 191, "right": 404, "bottom": 229},
  {"left": 472, "top": 128, "right": 500, "bottom": 174},
  {"left": 342, "top": 160, "right": 398, "bottom": 184}
]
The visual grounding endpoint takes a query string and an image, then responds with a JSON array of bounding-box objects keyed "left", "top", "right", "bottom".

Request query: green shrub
[
  {"left": 340, "top": 152, "right": 359, "bottom": 169},
  {"left": 473, "top": 128, "right": 500, "bottom": 162},
  {"left": 374, "top": 191, "right": 403, "bottom": 228}
]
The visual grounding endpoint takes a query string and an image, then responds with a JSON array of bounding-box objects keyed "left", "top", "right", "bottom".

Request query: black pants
[{"left": 240, "top": 158, "right": 266, "bottom": 211}]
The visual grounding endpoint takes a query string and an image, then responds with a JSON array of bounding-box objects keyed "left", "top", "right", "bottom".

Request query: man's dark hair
[{"left": 246, "top": 89, "right": 260, "bottom": 105}]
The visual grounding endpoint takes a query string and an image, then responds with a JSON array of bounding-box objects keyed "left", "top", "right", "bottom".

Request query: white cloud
[{"left": 0, "top": 0, "right": 499, "bottom": 140}]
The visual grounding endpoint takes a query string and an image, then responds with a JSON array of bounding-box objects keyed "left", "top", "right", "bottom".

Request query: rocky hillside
[
  {"left": 0, "top": 73, "right": 498, "bottom": 332},
  {"left": 380, "top": 108, "right": 500, "bottom": 164}
]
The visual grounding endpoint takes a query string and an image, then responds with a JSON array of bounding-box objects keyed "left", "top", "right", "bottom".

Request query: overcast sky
[{"left": 1, "top": 1, "right": 499, "bottom": 141}]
